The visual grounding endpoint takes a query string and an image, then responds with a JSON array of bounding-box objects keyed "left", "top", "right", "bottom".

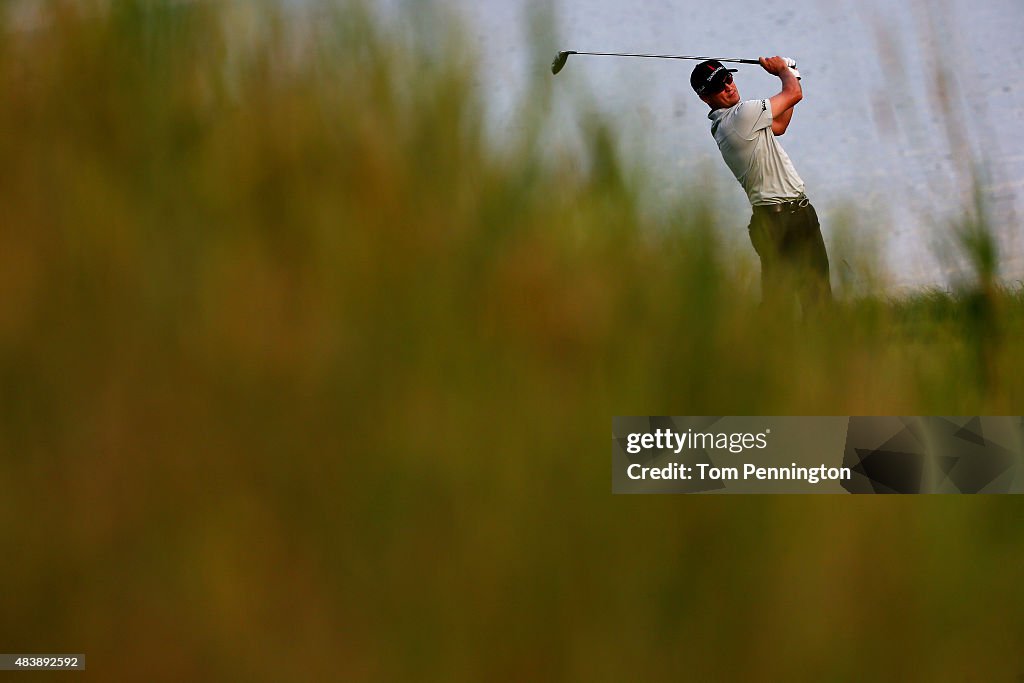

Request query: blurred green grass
[{"left": 1, "top": 2, "right": 1023, "bottom": 681}]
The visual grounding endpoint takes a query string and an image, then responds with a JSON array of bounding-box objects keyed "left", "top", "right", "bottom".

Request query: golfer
[{"left": 691, "top": 56, "right": 832, "bottom": 310}]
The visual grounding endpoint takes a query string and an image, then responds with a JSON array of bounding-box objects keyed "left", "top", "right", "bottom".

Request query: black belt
[{"left": 753, "top": 197, "right": 810, "bottom": 214}]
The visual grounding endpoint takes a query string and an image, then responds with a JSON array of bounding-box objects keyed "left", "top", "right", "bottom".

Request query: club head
[{"left": 551, "top": 50, "right": 572, "bottom": 75}]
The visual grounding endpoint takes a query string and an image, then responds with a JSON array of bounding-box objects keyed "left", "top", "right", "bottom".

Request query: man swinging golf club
[{"left": 692, "top": 56, "right": 832, "bottom": 310}]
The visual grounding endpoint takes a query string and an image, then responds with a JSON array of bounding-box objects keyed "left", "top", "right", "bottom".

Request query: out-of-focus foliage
[{"left": 0, "top": 2, "right": 1022, "bottom": 681}]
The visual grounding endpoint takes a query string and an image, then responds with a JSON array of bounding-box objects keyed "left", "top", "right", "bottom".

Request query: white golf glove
[{"left": 783, "top": 58, "right": 800, "bottom": 80}]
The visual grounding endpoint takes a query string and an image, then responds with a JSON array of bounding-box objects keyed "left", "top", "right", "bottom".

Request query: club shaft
[{"left": 569, "top": 51, "right": 760, "bottom": 65}]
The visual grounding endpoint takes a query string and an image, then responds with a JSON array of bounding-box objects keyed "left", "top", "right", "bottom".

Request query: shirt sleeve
[{"left": 733, "top": 98, "right": 774, "bottom": 136}]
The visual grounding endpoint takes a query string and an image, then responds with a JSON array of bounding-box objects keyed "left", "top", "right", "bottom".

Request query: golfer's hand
[{"left": 759, "top": 56, "right": 790, "bottom": 76}]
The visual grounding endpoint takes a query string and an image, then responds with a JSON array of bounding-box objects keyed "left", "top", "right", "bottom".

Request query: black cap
[{"left": 690, "top": 60, "right": 737, "bottom": 95}]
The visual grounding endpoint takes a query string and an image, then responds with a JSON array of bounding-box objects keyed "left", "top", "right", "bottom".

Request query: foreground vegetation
[{"left": 0, "top": 2, "right": 1021, "bottom": 680}]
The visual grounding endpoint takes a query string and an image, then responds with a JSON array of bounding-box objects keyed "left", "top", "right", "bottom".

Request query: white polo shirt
[{"left": 708, "top": 98, "right": 805, "bottom": 206}]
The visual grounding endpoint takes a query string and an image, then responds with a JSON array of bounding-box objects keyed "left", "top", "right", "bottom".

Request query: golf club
[{"left": 551, "top": 50, "right": 773, "bottom": 75}]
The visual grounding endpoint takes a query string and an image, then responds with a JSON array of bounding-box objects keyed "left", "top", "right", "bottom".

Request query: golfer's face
[
  {"left": 719, "top": 76, "right": 739, "bottom": 105},
  {"left": 706, "top": 75, "right": 739, "bottom": 108}
]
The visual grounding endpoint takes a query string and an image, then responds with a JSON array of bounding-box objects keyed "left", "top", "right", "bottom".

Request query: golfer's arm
[
  {"left": 769, "top": 69, "right": 802, "bottom": 135},
  {"left": 772, "top": 105, "right": 795, "bottom": 135}
]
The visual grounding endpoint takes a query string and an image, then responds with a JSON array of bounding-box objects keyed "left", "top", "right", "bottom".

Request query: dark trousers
[{"left": 748, "top": 201, "right": 832, "bottom": 311}]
